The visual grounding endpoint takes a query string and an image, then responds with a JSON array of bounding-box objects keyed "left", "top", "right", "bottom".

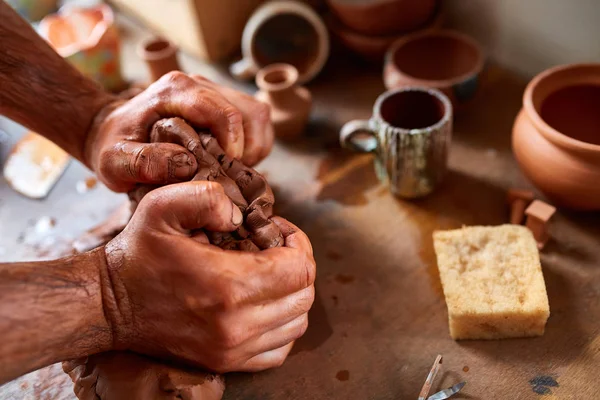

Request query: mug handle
[
  {"left": 340, "top": 120, "right": 378, "bottom": 153},
  {"left": 229, "top": 58, "right": 258, "bottom": 81}
]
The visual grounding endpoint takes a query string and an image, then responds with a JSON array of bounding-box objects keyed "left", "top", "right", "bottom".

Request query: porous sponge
[{"left": 433, "top": 225, "right": 550, "bottom": 340}]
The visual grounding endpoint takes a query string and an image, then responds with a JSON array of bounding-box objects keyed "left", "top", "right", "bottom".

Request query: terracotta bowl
[
  {"left": 383, "top": 30, "right": 484, "bottom": 108},
  {"left": 326, "top": 0, "right": 437, "bottom": 36},
  {"left": 325, "top": 7, "right": 443, "bottom": 63},
  {"left": 512, "top": 63, "right": 600, "bottom": 210}
]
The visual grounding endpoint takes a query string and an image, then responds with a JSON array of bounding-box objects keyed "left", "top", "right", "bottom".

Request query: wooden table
[{"left": 1, "top": 14, "right": 599, "bottom": 400}]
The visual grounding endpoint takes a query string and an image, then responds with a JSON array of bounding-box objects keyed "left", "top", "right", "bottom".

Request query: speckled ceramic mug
[{"left": 340, "top": 87, "right": 452, "bottom": 198}]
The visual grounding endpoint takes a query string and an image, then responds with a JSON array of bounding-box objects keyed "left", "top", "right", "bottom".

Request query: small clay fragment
[
  {"left": 63, "top": 352, "right": 225, "bottom": 400},
  {"left": 525, "top": 200, "right": 557, "bottom": 250},
  {"left": 507, "top": 189, "right": 535, "bottom": 225}
]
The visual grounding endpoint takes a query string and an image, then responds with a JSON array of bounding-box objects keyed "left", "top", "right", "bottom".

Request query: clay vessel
[
  {"left": 7, "top": 0, "right": 58, "bottom": 21},
  {"left": 325, "top": 7, "right": 442, "bottom": 62},
  {"left": 512, "top": 63, "right": 600, "bottom": 210},
  {"left": 326, "top": 0, "right": 437, "bottom": 36},
  {"left": 39, "top": 4, "right": 125, "bottom": 92},
  {"left": 230, "top": 0, "right": 329, "bottom": 84},
  {"left": 340, "top": 87, "right": 452, "bottom": 198},
  {"left": 138, "top": 37, "right": 181, "bottom": 82},
  {"left": 255, "top": 64, "right": 312, "bottom": 140},
  {"left": 384, "top": 30, "right": 484, "bottom": 108}
]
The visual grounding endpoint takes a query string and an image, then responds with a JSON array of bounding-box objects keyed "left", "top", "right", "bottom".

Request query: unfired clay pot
[
  {"left": 326, "top": 0, "right": 437, "bottom": 36},
  {"left": 138, "top": 37, "right": 181, "bottom": 82},
  {"left": 326, "top": 7, "right": 442, "bottom": 62},
  {"left": 230, "top": 0, "right": 329, "bottom": 84},
  {"left": 384, "top": 30, "right": 484, "bottom": 108},
  {"left": 255, "top": 63, "right": 312, "bottom": 139},
  {"left": 512, "top": 63, "right": 600, "bottom": 210},
  {"left": 39, "top": 4, "right": 125, "bottom": 92}
]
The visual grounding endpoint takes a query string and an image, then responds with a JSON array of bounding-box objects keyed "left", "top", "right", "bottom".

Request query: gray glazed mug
[{"left": 340, "top": 87, "right": 452, "bottom": 198}]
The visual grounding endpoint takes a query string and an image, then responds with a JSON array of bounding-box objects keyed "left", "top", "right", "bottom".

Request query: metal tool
[
  {"left": 417, "top": 355, "right": 466, "bottom": 400},
  {"left": 428, "top": 382, "right": 466, "bottom": 400}
]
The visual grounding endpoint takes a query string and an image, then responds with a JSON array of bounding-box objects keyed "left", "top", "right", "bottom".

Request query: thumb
[
  {"left": 138, "top": 181, "right": 243, "bottom": 233},
  {"left": 100, "top": 141, "right": 198, "bottom": 191}
]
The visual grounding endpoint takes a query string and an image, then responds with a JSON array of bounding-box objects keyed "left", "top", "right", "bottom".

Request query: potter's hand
[
  {"left": 86, "top": 72, "right": 274, "bottom": 192},
  {"left": 101, "top": 181, "right": 315, "bottom": 372}
]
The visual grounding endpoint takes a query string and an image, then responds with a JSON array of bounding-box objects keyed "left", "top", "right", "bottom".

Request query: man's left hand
[{"left": 85, "top": 72, "right": 274, "bottom": 193}]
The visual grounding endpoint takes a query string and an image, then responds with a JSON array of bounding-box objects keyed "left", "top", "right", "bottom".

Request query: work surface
[{"left": 1, "top": 16, "right": 600, "bottom": 400}]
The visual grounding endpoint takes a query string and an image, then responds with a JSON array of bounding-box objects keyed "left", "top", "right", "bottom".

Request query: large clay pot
[
  {"left": 325, "top": 6, "right": 442, "bottom": 63},
  {"left": 137, "top": 37, "right": 181, "bottom": 82},
  {"left": 39, "top": 4, "right": 125, "bottom": 92},
  {"left": 384, "top": 30, "right": 484, "bottom": 108},
  {"left": 512, "top": 63, "right": 600, "bottom": 210},
  {"left": 326, "top": 0, "right": 437, "bottom": 36},
  {"left": 230, "top": 0, "right": 329, "bottom": 84},
  {"left": 255, "top": 63, "right": 312, "bottom": 140}
]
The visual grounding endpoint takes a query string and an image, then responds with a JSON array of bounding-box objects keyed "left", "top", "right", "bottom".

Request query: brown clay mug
[
  {"left": 229, "top": 0, "right": 329, "bottom": 84},
  {"left": 512, "top": 63, "right": 600, "bottom": 210},
  {"left": 384, "top": 30, "right": 484, "bottom": 108},
  {"left": 340, "top": 87, "right": 452, "bottom": 198}
]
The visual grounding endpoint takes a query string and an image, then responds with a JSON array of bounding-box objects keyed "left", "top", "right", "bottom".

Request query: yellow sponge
[{"left": 433, "top": 225, "right": 550, "bottom": 340}]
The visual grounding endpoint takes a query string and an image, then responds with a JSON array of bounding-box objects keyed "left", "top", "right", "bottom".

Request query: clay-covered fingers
[
  {"left": 271, "top": 217, "right": 314, "bottom": 256},
  {"left": 149, "top": 72, "right": 245, "bottom": 159},
  {"left": 191, "top": 74, "right": 274, "bottom": 166},
  {"left": 135, "top": 181, "right": 243, "bottom": 234},
  {"left": 97, "top": 141, "right": 198, "bottom": 192}
]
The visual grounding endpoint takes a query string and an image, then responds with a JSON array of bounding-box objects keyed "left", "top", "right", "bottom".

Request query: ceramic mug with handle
[{"left": 340, "top": 87, "right": 453, "bottom": 198}]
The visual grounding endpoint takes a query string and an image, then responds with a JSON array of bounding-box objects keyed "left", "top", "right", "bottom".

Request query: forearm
[
  {"left": 0, "top": 248, "right": 112, "bottom": 383},
  {"left": 0, "top": 2, "right": 116, "bottom": 164}
]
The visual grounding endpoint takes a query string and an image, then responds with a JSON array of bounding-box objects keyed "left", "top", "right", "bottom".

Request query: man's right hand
[{"left": 99, "top": 181, "right": 315, "bottom": 372}]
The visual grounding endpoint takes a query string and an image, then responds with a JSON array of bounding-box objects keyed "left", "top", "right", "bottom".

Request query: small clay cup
[
  {"left": 39, "top": 4, "right": 125, "bottom": 92},
  {"left": 325, "top": 6, "right": 442, "bottom": 62},
  {"left": 255, "top": 63, "right": 312, "bottom": 140},
  {"left": 340, "top": 87, "right": 452, "bottom": 198},
  {"left": 326, "top": 0, "right": 437, "bottom": 36},
  {"left": 138, "top": 38, "right": 181, "bottom": 82},
  {"left": 384, "top": 30, "right": 484, "bottom": 108},
  {"left": 512, "top": 63, "right": 600, "bottom": 210},
  {"left": 230, "top": 0, "right": 329, "bottom": 84}
]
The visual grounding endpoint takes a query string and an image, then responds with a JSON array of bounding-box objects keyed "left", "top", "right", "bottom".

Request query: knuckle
[
  {"left": 223, "top": 106, "right": 243, "bottom": 126},
  {"left": 214, "top": 320, "right": 246, "bottom": 351},
  {"left": 161, "top": 70, "right": 188, "bottom": 84},
  {"left": 197, "top": 182, "right": 226, "bottom": 214},
  {"left": 296, "top": 315, "right": 309, "bottom": 339},
  {"left": 272, "top": 352, "right": 287, "bottom": 368},
  {"left": 255, "top": 102, "right": 271, "bottom": 125},
  {"left": 294, "top": 250, "right": 316, "bottom": 288}
]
